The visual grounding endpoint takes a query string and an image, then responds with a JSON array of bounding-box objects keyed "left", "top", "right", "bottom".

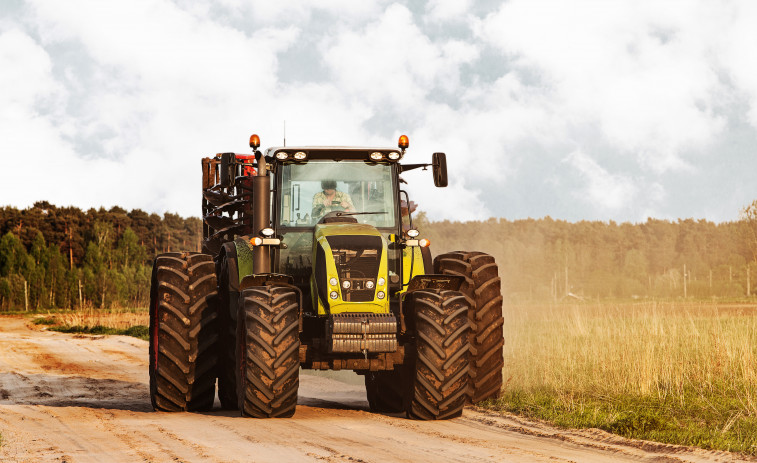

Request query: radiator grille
[{"left": 325, "top": 235, "right": 382, "bottom": 302}]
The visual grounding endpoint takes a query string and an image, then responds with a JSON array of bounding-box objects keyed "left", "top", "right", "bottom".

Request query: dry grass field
[
  {"left": 54, "top": 307, "right": 149, "bottom": 329},
  {"left": 486, "top": 301, "right": 757, "bottom": 454}
]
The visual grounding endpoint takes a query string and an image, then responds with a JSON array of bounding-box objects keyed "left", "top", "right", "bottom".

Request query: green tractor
[{"left": 148, "top": 134, "right": 504, "bottom": 419}]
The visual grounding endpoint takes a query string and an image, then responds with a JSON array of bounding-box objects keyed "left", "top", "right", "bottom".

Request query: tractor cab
[{"left": 268, "top": 149, "right": 406, "bottom": 316}]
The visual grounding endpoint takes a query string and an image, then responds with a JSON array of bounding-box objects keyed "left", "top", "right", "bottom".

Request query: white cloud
[
  {"left": 564, "top": 150, "right": 637, "bottom": 211},
  {"left": 0, "top": 29, "right": 60, "bottom": 113},
  {"left": 478, "top": 0, "right": 729, "bottom": 173},
  {"left": 426, "top": 0, "right": 473, "bottom": 23},
  {"left": 320, "top": 4, "right": 479, "bottom": 110}
]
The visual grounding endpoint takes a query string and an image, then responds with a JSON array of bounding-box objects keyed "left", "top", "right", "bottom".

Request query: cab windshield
[{"left": 278, "top": 161, "right": 397, "bottom": 228}]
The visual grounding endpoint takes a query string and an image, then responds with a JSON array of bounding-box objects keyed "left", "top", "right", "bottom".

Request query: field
[{"left": 486, "top": 300, "right": 757, "bottom": 454}]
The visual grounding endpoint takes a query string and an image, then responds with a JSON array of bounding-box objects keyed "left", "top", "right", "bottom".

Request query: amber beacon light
[
  {"left": 398, "top": 135, "right": 409, "bottom": 150},
  {"left": 249, "top": 134, "right": 261, "bottom": 149}
]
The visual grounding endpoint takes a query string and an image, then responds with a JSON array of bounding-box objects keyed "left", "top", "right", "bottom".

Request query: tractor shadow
[
  {"left": 0, "top": 371, "right": 152, "bottom": 412},
  {"left": 0, "top": 370, "right": 401, "bottom": 418}
]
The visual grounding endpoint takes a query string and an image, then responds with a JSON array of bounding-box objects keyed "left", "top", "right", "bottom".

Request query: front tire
[
  {"left": 149, "top": 252, "right": 218, "bottom": 412},
  {"left": 406, "top": 289, "right": 471, "bottom": 420},
  {"left": 236, "top": 286, "right": 300, "bottom": 418}
]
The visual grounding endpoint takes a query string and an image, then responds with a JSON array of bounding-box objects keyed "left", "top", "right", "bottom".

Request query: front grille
[{"left": 325, "top": 235, "right": 382, "bottom": 302}]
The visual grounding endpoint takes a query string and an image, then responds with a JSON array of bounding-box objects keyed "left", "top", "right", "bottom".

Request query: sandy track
[{"left": 0, "top": 317, "right": 751, "bottom": 463}]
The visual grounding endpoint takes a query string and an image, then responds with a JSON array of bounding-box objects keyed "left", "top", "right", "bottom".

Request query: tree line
[
  {"left": 419, "top": 200, "right": 757, "bottom": 301},
  {"left": 2, "top": 200, "right": 757, "bottom": 310},
  {"left": 0, "top": 202, "right": 201, "bottom": 310}
]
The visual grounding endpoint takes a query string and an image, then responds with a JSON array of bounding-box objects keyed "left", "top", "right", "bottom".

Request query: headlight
[
  {"left": 293, "top": 151, "right": 307, "bottom": 160},
  {"left": 387, "top": 151, "right": 400, "bottom": 160},
  {"left": 378, "top": 277, "right": 385, "bottom": 286},
  {"left": 366, "top": 281, "right": 375, "bottom": 290},
  {"left": 369, "top": 152, "right": 383, "bottom": 161},
  {"left": 406, "top": 229, "right": 420, "bottom": 238},
  {"left": 275, "top": 152, "right": 289, "bottom": 160},
  {"left": 330, "top": 291, "right": 338, "bottom": 300},
  {"left": 249, "top": 237, "right": 263, "bottom": 246},
  {"left": 329, "top": 277, "right": 338, "bottom": 286},
  {"left": 342, "top": 280, "right": 351, "bottom": 289},
  {"left": 261, "top": 228, "right": 274, "bottom": 237},
  {"left": 377, "top": 291, "right": 385, "bottom": 299}
]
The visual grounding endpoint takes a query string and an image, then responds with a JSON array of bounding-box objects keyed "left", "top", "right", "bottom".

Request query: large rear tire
[
  {"left": 365, "top": 369, "right": 406, "bottom": 413},
  {"left": 406, "top": 289, "right": 471, "bottom": 420},
  {"left": 236, "top": 286, "right": 300, "bottom": 418},
  {"left": 149, "top": 252, "right": 218, "bottom": 412},
  {"left": 434, "top": 251, "right": 504, "bottom": 403},
  {"left": 216, "top": 248, "right": 240, "bottom": 409}
]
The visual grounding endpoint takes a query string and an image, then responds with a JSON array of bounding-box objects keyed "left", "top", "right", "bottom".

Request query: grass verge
[
  {"left": 24, "top": 308, "right": 149, "bottom": 341},
  {"left": 49, "top": 324, "right": 148, "bottom": 340},
  {"left": 482, "top": 301, "right": 757, "bottom": 455}
]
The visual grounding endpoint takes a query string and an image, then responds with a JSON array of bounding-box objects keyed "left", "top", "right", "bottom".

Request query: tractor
[{"left": 148, "top": 134, "right": 504, "bottom": 419}]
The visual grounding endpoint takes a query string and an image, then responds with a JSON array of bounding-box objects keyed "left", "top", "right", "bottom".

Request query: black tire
[
  {"left": 406, "top": 289, "right": 471, "bottom": 420},
  {"left": 216, "top": 250, "right": 239, "bottom": 409},
  {"left": 434, "top": 251, "right": 504, "bottom": 403},
  {"left": 365, "top": 369, "right": 407, "bottom": 413},
  {"left": 149, "top": 252, "right": 218, "bottom": 412},
  {"left": 236, "top": 286, "right": 300, "bottom": 418}
]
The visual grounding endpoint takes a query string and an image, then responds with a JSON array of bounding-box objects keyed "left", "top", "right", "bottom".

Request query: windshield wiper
[{"left": 335, "top": 211, "right": 387, "bottom": 216}]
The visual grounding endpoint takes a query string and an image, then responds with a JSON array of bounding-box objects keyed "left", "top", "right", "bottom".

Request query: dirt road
[{"left": 0, "top": 317, "right": 750, "bottom": 463}]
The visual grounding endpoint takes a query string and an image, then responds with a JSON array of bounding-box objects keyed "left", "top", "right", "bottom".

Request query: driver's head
[{"left": 321, "top": 180, "right": 337, "bottom": 191}]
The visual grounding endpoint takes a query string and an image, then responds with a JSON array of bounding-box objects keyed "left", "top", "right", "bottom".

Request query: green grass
[
  {"left": 486, "top": 388, "right": 757, "bottom": 454},
  {"left": 49, "top": 324, "right": 149, "bottom": 340},
  {"left": 31, "top": 316, "right": 58, "bottom": 325},
  {"left": 481, "top": 301, "right": 757, "bottom": 455}
]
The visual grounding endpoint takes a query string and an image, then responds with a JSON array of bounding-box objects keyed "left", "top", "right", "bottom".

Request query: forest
[
  {"left": 0, "top": 202, "right": 201, "bottom": 310},
  {"left": 1, "top": 201, "right": 756, "bottom": 310}
]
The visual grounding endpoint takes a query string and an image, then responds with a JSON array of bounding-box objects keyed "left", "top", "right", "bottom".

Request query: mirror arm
[{"left": 398, "top": 163, "right": 431, "bottom": 173}]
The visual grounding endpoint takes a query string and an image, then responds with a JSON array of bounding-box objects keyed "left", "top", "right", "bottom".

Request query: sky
[{"left": 1, "top": 0, "right": 756, "bottom": 223}]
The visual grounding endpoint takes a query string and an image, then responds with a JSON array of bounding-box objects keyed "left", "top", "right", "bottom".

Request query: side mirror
[
  {"left": 219, "top": 152, "right": 236, "bottom": 188},
  {"left": 432, "top": 152, "right": 448, "bottom": 187}
]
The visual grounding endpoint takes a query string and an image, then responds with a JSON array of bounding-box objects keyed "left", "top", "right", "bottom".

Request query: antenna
[{"left": 283, "top": 120, "right": 286, "bottom": 147}]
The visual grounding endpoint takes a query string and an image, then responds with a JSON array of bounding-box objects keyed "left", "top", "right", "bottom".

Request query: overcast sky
[{"left": 2, "top": 0, "right": 756, "bottom": 223}]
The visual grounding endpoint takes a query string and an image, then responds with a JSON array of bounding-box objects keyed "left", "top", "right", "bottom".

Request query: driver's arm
[
  {"left": 312, "top": 192, "right": 327, "bottom": 218},
  {"left": 339, "top": 192, "right": 355, "bottom": 212}
]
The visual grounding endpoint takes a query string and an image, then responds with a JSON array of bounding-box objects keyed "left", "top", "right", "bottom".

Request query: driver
[{"left": 312, "top": 180, "right": 355, "bottom": 219}]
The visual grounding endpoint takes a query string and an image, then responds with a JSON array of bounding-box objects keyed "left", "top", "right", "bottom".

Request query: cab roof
[{"left": 264, "top": 146, "right": 403, "bottom": 162}]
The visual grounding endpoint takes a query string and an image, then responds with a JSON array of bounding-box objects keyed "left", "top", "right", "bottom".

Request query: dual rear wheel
[
  {"left": 150, "top": 256, "right": 301, "bottom": 418},
  {"left": 149, "top": 252, "right": 218, "bottom": 412}
]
